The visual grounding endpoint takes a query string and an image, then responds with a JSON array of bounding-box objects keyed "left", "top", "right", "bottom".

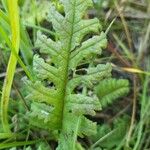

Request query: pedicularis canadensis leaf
[
  {"left": 23, "top": 0, "right": 112, "bottom": 149},
  {"left": 95, "top": 78, "right": 130, "bottom": 108}
]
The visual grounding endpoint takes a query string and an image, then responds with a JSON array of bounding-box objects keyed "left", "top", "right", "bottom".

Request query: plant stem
[{"left": 125, "top": 76, "right": 137, "bottom": 147}]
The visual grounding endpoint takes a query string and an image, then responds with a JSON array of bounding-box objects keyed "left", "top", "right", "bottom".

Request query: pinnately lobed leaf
[
  {"left": 23, "top": 0, "right": 112, "bottom": 149},
  {"left": 95, "top": 78, "right": 130, "bottom": 108}
]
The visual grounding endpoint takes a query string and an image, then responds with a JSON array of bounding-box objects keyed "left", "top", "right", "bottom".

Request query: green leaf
[
  {"left": 48, "top": 0, "right": 101, "bottom": 51},
  {"left": 70, "top": 32, "right": 107, "bottom": 69},
  {"left": 33, "top": 55, "right": 59, "bottom": 84},
  {"left": 24, "top": 0, "right": 109, "bottom": 149},
  {"left": 28, "top": 102, "right": 54, "bottom": 123},
  {"left": 79, "top": 116, "right": 98, "bottom": 136},
  {"left": 68, "top": 63, "right": 112, "bottom": 92},
  {"left": 66, "top": 94, "right": 101, "bottom": 115},
  {"left": 24, "top": 79, "right": 57, "bottom": 105},
  {"left": 95, "top": 78, "right": 130, "bottom": 108}
]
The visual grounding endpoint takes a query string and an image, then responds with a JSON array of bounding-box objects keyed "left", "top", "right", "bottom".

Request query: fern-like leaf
[
  {"left": 95, "top": 78, "right": 130, "bottom": 108},
  {"left": 24, "top": 0, "right": 112, "bottom": 149}
]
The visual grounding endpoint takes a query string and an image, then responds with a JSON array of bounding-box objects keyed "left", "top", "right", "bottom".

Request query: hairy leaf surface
[{"left": 24, "top": 0, "right": 112, "bottom": 149}]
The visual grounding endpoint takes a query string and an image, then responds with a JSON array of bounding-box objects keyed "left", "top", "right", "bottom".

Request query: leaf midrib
[{"left": 60, "top": 0, "right": 77, "bottom": 129}]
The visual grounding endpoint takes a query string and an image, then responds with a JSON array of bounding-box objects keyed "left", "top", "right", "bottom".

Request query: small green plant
[
  {"left": 23, "top": 0, "right": 130, "bottom": 149},
  {"left": 0, "top": 0, "right": 131, "bottom": 149}
]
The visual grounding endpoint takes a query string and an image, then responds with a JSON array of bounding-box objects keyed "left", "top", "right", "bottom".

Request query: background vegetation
[{"left": 0, "top": 0, "right": 150, "bottom": 149}]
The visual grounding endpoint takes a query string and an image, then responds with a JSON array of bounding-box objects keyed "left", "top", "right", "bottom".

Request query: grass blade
[{"left": 1, "top": 0, "right": 20, "bottom": 133}]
